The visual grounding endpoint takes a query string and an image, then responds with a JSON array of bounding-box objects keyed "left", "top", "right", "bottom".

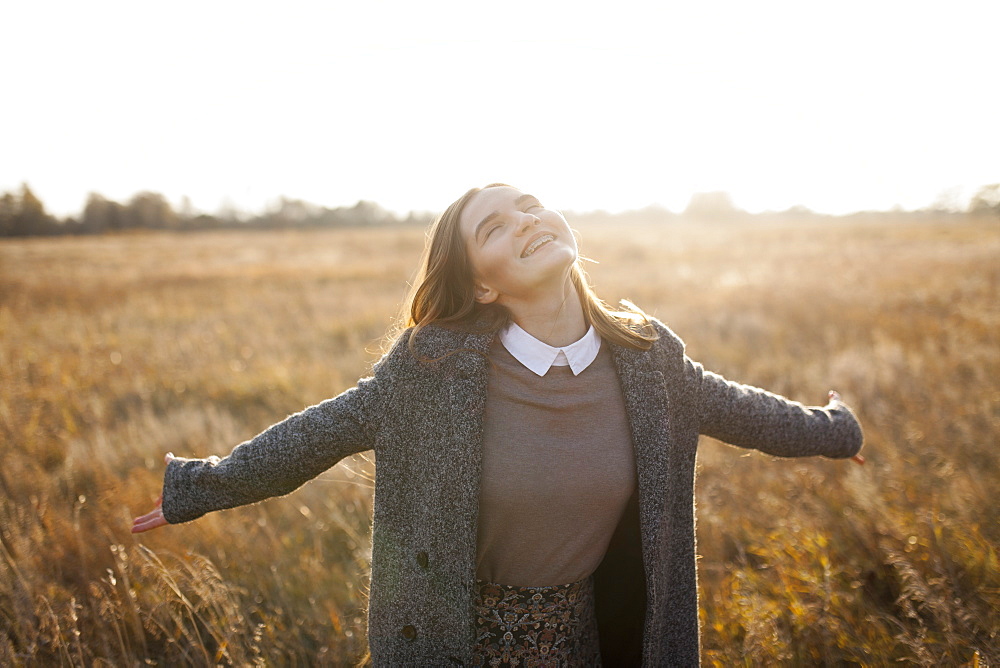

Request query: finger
[
  {"left": 132, "top": 517, "right": 166, "bottom": 533},
  {"left": 851, "top": 454, "right": 866, "bottom": 465},
  {"left": 131, "top": 509, "right": 167, "bottom": 533},
  {"left": 828, "top": 390, "right": 842, "bottom": 403},
  {"left": 132, "top": 509, "right": 161, "bottom": 526},
  {"left": 164, "top": 452, "right": 175, "bottom": 465},
  {"left": 132, "top": 515, "right": 154, "bottom": 533}
]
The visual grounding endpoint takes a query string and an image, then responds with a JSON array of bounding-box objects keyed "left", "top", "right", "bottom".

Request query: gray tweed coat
[{"left": 161, "top": 319, "right": 863, "bottom": 666}]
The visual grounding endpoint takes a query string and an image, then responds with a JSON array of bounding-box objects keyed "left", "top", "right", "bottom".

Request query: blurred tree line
[
  {"left": 1, "top": 183, "right": 997, "bottom": 238},
  {"left": 0, "top": 185, "right": 435, "bottom": 238}
]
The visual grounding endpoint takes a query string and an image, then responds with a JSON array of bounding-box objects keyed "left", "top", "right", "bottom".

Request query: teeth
[{"left": 522, "top": 234, "right": 554, "bottom": 258}]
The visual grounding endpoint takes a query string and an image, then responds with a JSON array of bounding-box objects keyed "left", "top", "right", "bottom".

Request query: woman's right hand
[{"left": 131, "top": 453, "right": 176, "bottom": 534}]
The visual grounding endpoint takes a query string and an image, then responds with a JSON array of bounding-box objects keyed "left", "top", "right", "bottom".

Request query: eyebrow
[{"left": 474, "top": 194, "right": 541, "bottom": 242}]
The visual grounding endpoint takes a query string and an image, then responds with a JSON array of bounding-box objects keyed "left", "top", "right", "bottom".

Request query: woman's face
[{"left": 459, "top": 185, "right": 577, "bottom": 304}]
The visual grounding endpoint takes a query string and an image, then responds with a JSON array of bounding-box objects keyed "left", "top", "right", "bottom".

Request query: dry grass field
[{"left": 1, "top": 215, "right": 997, "bottom": 665}]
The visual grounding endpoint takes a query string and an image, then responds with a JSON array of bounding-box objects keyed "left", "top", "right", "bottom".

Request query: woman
[{"left": 133, "top": 183, "right": 864, "bottom": 666}]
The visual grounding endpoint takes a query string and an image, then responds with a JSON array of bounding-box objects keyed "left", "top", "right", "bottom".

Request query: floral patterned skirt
[{"left": 472, "top": 576, "right": 602, "bottom": 667}]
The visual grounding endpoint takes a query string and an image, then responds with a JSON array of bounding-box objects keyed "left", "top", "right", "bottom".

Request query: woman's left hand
[{"left": 829, "top": 390, "right": 865, "bottom": 465}]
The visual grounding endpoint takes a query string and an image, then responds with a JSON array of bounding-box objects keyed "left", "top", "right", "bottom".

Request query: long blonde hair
[{"left": 394, "top": 184, "right": 657, "bottom": 355}]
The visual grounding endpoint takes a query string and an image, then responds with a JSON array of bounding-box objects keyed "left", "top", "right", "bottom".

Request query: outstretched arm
[
  {"left": 687, "top": 358, "right": 865, "bottom": 460},
  {"left": 131, "top": 374, "right": 381, "bottom": 529}
]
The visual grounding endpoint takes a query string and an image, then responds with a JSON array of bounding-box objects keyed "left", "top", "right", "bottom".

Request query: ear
[{"left": 474, "top": 281, "right": 499, "bottom": 305}]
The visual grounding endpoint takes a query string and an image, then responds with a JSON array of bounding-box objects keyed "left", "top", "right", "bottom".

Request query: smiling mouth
[{"left": 521, "top": 234, "right": 555, "bottom": 258}]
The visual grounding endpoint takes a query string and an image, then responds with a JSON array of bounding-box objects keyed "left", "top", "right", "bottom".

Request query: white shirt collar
[{"left": 499, "top": 322, "right": 601, "bottom": 377}]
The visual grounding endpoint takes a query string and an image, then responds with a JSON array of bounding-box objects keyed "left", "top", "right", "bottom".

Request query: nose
[{"left": 515, "top": 212, "right": 540, "bottom": 235}]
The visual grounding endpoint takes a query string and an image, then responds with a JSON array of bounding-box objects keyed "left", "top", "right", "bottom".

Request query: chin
[
  {"left": 533, "top": 246, "right": 577, "bottom": 277},
  {"left": 555, "top": 244, "right": 579, "bottom": 266}
]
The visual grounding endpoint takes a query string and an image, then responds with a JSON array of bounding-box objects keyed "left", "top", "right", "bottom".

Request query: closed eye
[{"left": 481, "top": 201, "right": 543, "bottom": 242}]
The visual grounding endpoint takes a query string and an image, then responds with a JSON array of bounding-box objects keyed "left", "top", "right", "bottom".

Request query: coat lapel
[
  {"left": 610, "top": 342, "right": 673, "bottom": 597},
  {"left": 445, "top": 328, "right": 495, "bottom": 595}
]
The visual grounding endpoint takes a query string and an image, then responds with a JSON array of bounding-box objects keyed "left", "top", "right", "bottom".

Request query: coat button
[
  {"left": 401, "top": 625, "right": 417, "bottom": 641},
  {"left": 417, "top": 551, "right": 429, "bottom": 569}
]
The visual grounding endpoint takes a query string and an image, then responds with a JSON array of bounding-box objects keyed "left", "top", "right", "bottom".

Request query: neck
[{"left": 502, "top": 276, "right": 587, "bottom": 347}]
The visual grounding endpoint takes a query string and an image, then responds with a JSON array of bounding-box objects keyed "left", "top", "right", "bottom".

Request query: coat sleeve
[
  {"left": 684, "top": 357, "right": 863, "bottom": 459},
  {"left": 161, "top": 367, "right": 384, "bottom": 525}
]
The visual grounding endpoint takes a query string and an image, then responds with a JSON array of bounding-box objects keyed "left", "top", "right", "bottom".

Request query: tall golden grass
[{"left": 1, "top": 216, "right": 997, "bottom": 665}]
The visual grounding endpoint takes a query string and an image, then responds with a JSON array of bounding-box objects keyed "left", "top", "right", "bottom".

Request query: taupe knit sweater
[{"left": 162, "top": 319, "right": 863, "bottom": 666}]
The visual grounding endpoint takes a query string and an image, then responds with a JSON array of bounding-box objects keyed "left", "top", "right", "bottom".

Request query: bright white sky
[{"left": 2, "top": 0, "right": 997, "bottom": 217}]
